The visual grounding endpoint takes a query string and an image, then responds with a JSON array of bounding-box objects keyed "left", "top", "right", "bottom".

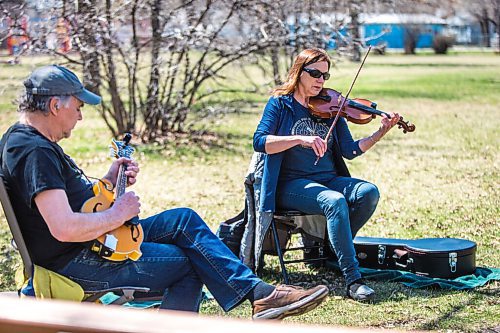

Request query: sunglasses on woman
[{"left": 303, "top": 67, "right": 330, "bottom": 80}]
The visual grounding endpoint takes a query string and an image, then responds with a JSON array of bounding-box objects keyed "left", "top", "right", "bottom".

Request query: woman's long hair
[{"left": 272, "top": 48, "right": 331, "bottom": 97}]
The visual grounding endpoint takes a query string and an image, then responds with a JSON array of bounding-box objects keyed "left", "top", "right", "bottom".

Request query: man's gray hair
[{"left": 18, "top": 93, "right": 72, "bottom": 115}]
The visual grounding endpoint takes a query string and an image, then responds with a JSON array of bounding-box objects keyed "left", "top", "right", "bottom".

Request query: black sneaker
[{"left": 347, "top": 279, "right": 375, "bottom": 302}]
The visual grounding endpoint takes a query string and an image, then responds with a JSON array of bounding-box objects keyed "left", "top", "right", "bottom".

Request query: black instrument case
[{"left": 353, "top": 237, "right": 476, "bottom": 278}]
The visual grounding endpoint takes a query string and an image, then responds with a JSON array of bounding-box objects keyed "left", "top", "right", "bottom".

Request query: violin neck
[
  {"left": 115, "top": 164, "right": 128, "bottom": 198},
  {"left": 348, "top": 100, "right": 386, "bottom": 117}
]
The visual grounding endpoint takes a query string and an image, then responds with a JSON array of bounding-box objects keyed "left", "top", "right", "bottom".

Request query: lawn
[{"left": 0, "top": 52, "right": 499, "bottom": 332}]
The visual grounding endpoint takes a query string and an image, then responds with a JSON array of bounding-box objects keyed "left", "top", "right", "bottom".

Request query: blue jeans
[
  {"left": 57, "top": 208, "right": 261, "bottom": 312},
  {"left": 277, "top": 176, "right": 379, "bottom": 286}
]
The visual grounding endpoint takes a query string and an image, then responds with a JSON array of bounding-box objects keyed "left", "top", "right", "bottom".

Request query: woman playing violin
[{"left": 253, "top": 48, "right": 401, "bottom": 301}]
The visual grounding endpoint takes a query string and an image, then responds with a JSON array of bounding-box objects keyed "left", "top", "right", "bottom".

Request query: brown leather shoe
[{"left": 252, "top": 284, "right": 329, "bottom": 320}]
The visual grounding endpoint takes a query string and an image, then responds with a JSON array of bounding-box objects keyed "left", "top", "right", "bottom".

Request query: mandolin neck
[{"left": 115, "top": 164, "right": 128, "bottom": 198}]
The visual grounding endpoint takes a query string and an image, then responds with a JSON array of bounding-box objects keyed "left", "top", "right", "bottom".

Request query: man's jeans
[
  {"left": 277, "top": 176, "right": 379, "bottom": 286},
  {"left": 57, "top": 208, "right": 261, "bottom": 312}
]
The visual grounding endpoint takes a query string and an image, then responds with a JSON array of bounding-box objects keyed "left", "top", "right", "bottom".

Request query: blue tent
[{"left": 361, "top": 14, "right": 447, "bottom": 49}]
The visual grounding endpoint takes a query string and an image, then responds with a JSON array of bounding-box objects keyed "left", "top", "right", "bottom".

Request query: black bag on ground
[
  {"left": 216, "top": 210, "right": 246, "bottom": 257},
  {"left": 353, "top": 237, "right": 477, "bottom": 279}
]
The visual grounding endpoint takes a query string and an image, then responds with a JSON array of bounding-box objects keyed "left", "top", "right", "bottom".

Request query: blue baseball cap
[{"left": 24, "top": 65, "right": 101, "bottom": 105}]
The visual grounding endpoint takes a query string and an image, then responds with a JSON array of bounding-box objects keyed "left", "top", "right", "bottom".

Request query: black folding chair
[
  {"left": 263, "top": 210, "right": 330, "bottom": 284},
  {"left": 0, "top": 175, "right": 151, "bottom": 305}
]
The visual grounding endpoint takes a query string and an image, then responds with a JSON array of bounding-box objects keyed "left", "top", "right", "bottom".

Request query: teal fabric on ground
[
  {"left": 325, "top": 261, "right": 499, "bottom": 290},
  {"left": 99, "top": 288, "right": 214, "bottom": 308},
  {"left": 99, "top": 293, "right": 162, "bottom": 308},
  {"left": 360, "top": 267, "right": 500, "bottom": 290}
]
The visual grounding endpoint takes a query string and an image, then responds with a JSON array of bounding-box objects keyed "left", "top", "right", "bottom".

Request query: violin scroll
[{"left": 397, "top": 116, "right": 415, "bottom": 134}]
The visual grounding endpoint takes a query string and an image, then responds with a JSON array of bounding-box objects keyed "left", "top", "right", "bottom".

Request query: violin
[
  {"left": 308, "top": 88, "right": 416, "bottom": 134},
  {"left": 81, "top": 134, "right": 143, "bottom": 262}
]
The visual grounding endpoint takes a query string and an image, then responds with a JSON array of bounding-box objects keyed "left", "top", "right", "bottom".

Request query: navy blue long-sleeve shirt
[{"left": 252, "top": 94, "right": 364, "bottom": 212}]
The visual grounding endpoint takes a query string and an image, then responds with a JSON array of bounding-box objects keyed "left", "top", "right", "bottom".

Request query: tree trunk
[
  {"left": 350, "top": 10, "right": 361, "bottom": 62},
  {"left": 404, "top": 25, "right": 419, "bottom": 54},
  {"left": 270, "top": 48, "right": 281, "bottom": 86},
  {"left": 77, "top": 0, "right": 100, "bottom": 95},
  {"left": 497, "top": 0, "right": 500, "bottom": 53},
  {"left": 144, "top": 0, "right": 163, "bottom": 140},
  {"left": 103, "top": 0, "right": 128, "bottom": 134},
  {"left": 480, "top": 7, "right": 491, "bottom": 47}
]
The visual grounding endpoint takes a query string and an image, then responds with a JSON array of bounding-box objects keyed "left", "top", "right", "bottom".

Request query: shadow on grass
[
  {"left": 417, "top": 287, "right": 499, "bottom": 331},
  {"left": 138, "top": 129, "right": 252, "bottom": 161},
  {"left": 257, "top": 259, "right": 349, "bottom": 297}
]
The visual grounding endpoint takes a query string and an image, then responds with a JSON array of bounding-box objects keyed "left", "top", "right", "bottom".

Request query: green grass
[{"left": 0, "top": 53, "right": 499, "bottom": 332}]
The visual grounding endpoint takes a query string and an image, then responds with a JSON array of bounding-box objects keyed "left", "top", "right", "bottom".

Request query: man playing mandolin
[{"left": 0, "top": 65, "right": 328, "bottom": 319}]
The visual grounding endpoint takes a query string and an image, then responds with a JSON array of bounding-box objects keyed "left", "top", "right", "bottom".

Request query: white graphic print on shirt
[{"left": 290, "top": 117, "right": 333, "bottom": 149}]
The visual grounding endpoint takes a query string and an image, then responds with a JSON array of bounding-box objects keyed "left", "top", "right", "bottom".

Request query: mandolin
[{"left": 81, "top": 134, "right": 143, "bottom": 261}]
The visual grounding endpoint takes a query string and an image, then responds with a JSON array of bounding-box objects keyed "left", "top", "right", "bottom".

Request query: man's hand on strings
[
  {"left": 112, "top": 191, "right": 141, "bottom": 222},
  {"left": 103, "top": 158, "right": 140, "bottom": 187}
]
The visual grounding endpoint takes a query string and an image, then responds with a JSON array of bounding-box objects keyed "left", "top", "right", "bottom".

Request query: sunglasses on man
[{"left": 303, "top": 67, "right": 330, "bottom": 80}]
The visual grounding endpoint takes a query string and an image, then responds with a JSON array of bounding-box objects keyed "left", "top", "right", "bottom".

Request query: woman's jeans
[
  {"left": 57, "top": 208, "right": 260, "bottom": 312},
  {"left": 277, "top": 176, "right": 379, "bottom": 286}
]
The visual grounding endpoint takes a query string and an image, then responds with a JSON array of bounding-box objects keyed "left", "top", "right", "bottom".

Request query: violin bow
[{"left": 314, "top": 45, "right": 372, "bottom": 166}]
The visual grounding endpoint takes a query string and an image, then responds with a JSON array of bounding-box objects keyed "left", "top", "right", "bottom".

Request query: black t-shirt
[{"left": 0, "top": 123, "right": 94, "bottom": 271}]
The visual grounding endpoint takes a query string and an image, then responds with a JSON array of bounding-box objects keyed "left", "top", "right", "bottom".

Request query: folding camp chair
[
  {"left": 0, "top": 175, "right": 151, "bottom": 305},
  {"left": 263, "top": 210, "right": 330, "bottom": 284}
]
